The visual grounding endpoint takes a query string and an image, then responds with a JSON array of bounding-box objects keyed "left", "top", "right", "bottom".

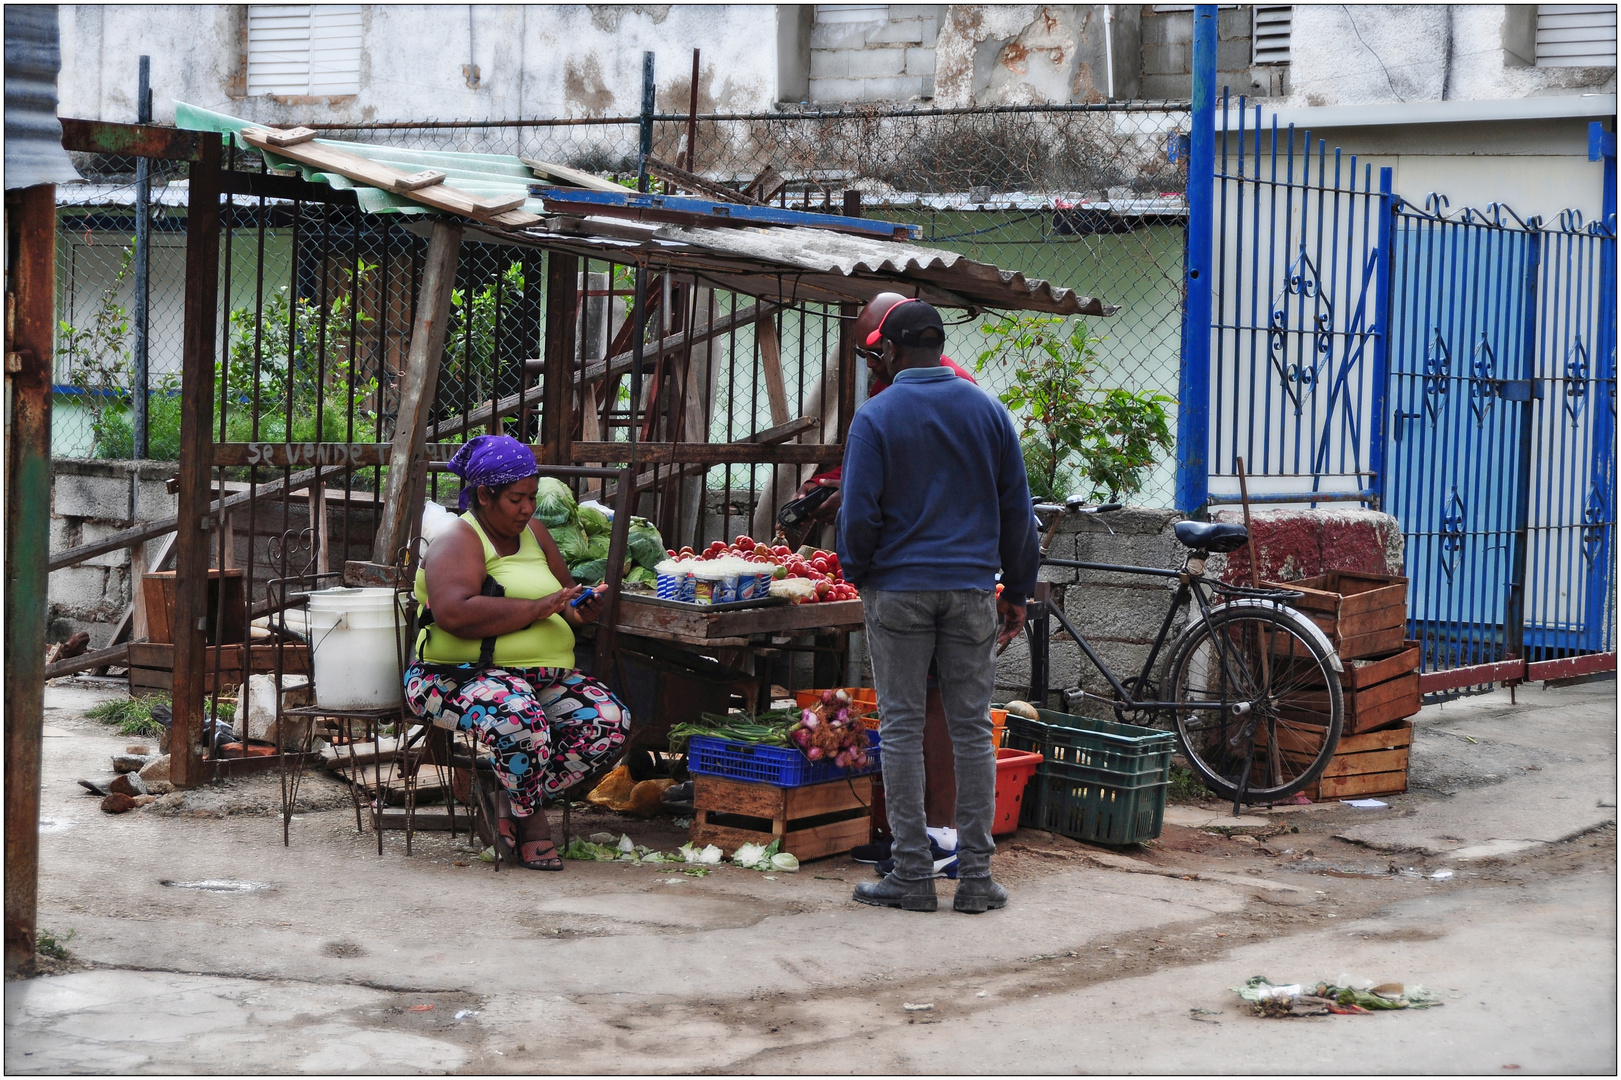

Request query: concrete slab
[
  {"left": 1163, "top": 806, "right": 1273, "bottom": 832},
  {"left": 1336, "top": 681, "right": 1617, "bottom": 859}
]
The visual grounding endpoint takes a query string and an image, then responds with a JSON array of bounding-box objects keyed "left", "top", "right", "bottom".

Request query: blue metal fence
[{"left": 1191, "top": 92, "right": 1616, "bottom": 682}]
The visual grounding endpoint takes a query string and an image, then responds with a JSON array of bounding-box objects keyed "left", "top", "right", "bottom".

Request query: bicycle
[{"left": 1018, "top": 498, "right": 1345, "bottom": 812}]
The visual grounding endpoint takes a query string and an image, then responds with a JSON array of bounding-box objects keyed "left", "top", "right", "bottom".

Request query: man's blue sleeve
[
  {"left": 995, "top": 413, "right": 1039, "bottom": 607},
  {"left": 835, "top": 422, "right": 884, "bottom": 587}
]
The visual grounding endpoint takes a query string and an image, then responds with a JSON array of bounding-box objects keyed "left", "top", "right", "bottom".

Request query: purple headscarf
[{"left": 446, "top": 434, "right": 539, "bottom": 511}]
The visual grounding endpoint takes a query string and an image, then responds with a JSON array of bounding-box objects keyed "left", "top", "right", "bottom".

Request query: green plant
[
  {"left": 58, "top": 240, "right": 135, "bottom": 454},
  {"left": 976, "top": 315, "right": 1174, "bottom": 503},
  {"left": 86, "top": 695, "right": 232, "bottom": 738},
  {"left": 36, "top": 927, "right": 76, "bottom": 961},
  {"left": 1166, "top": 762, "right": 1210, "bottom": 803},
  {"left": 444, "top": 261, "right": 526, "bottom": 411}
]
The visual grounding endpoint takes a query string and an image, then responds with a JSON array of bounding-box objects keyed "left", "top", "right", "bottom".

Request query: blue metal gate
[{"left": 1192, "top": 93, "right": 1616, "bottom": 687}]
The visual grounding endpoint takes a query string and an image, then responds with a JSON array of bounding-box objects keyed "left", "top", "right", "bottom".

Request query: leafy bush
[{"left": 976, "top": 315, "right": 1174, "bottom": 504}]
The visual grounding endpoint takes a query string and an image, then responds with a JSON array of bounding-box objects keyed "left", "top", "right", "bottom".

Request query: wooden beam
[
  {"left": 572, "top": 437, "right": 838, "bottom": 465},
  {"left": 170, "top": 136, "right": 223, "bottom": 789},
  {"left": 629, "top": 416, "right": 820, "bottom": 493},
  {"left": 645, "top": 154, "right": 760, "bottom": 206},
  {"left": 520, "top": 156, "right": 626, "bottom": 193},
  {"left": 238, "top": 127, "right": 539, "bottom": 227},
  {"left": 373, "top": 220, "right": 463, "bottom": 568},
  {"left": 756, "top": 312, "right": 791, "bottom": 426},
  {"left": 426, "top": 300, "right": 775, "bottom": 440},
  {"left": 58, "top": 117, "right": 203, "bottom": 161},
  {"left": 44, "top": 644, "right": 130, "bottom": 681},
  {"left": 541, "top": 251, "right": 579, "bottom": 464}
]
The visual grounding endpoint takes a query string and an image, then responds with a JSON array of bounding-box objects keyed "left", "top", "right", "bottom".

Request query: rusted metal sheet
[
  {"left": 58, "top": 117, "right": 204, "bottom": 162},
  {"left": 4, "top": 182, "right": 57, "bottom": 973},
  {"left": 4, "top": 8, "right": 79, "bottom": 188},
  {"left": 169, "top": 137, "right": 223, "bottom": 788},
  {"left": 1526, "top": 653, "right": 1617, "bottom": 682}
]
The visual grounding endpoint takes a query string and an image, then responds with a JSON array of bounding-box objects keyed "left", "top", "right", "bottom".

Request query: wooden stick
[{"left": 1236, "top": 456, "right": 1260, "bottom": 589}]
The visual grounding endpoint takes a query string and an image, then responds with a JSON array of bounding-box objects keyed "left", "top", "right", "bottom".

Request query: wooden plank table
[{"left": 611, "top": 593, "right": 864, "bottom": 648}]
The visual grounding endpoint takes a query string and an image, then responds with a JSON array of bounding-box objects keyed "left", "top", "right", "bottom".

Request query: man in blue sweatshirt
[{"left": 837, "top": 299, "right": 1039, "bottom": 914}]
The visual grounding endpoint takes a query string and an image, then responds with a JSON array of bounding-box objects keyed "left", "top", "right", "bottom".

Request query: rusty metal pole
[
  {"left": 169, "top": 134, "right": 223, "bottom": 788},
  {"left": 5, "top": 183, "right": 58, "bottom": 974}
]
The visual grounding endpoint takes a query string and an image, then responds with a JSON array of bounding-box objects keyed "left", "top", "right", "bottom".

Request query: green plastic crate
[{"left": 1003, "top": 709, "right": 1175, "bottom": 846}]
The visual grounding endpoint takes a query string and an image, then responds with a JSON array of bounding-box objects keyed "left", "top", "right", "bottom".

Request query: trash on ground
[
  {"left": 1341, "top": 798, "right": 1389, "bottom": 808},
  {"left": 903, "top": 1003, "right": 934, "bottom": 1012},
  {"left": 453, "top": 1009, "right": 479, "bottom": 1020},
  {"left": 408, "top": 1004, "right": 434, "bottom": 1012},
  {"left": 1234, "top": 975, "right": 1443, "bottom": 1017},
  {"left": 159, "top": 879, "right": 274, "bottom": 893},
  {"left": 1431, "top": 869, "right": 1454, "bottom": 880}
]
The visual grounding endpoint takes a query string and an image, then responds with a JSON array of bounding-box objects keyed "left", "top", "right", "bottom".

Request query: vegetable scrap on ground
[
  {"left": 1234, "top": 975, "right": 1444, "bottom": 1017},
  {"left": 558, "top": 831, "right": 798, "bottom": 873}
]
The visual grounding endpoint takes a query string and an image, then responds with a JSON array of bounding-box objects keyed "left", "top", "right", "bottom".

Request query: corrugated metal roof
[
  {"left": 4, "top": 5, "right": 81, "bottom": 189},
  {"left": 175, "top": 101, "right": 1114, "bottom": 316}
]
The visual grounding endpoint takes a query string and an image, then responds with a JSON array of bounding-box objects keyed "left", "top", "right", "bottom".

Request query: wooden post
[
  {"left": 309, "top": 481, "right": 329, "bottom": 577},
  {"left": 372, "top": 219, "right": 462, "bottom": 568},
  {"left": 838, "top": 191, "right": 862, "bottom": 443},
  {"left": 5, "top": 183, "right": 57, "bottom": 974},
  {"left": 541, "top": 252, "right": 578, "bottom": 465},
  {"left": 170, "top": 134, "right": 223, "bottom": 789},
  {"left": 756, "top": 312, "right": 790, "bottom": 427}
]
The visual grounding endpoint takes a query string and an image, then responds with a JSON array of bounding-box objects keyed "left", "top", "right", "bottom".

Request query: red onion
[
  {"left": 821, "top": 690, "right": 837, "bottom": 705},
  {"left": 805, "top": 746, "right": 823, "bottom": 761}
]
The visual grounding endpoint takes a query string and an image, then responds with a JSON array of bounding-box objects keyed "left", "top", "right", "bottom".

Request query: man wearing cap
[{"left": 837, "top": 298, "right": 1039, "bottom": 914}]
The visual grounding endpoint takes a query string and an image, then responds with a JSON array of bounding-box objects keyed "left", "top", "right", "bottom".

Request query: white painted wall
[
  {"left": 58, "top": 4, "right": 782, "bottom": 126},
  {"left": 1285, "top": 4, "right": 1616, "bottom": 107}
]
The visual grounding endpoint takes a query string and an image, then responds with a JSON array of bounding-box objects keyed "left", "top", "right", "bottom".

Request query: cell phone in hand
[
  {"left": 570, "top": 586, "right": 601, "bottom": 608},
  {"left": 778, "top": 483, "right": 835, "bottom": 529}
]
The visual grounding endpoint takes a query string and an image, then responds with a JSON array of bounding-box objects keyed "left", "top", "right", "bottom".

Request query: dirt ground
[{"left": 6, "top": 676, "right": 1616, "bottom": 1074}]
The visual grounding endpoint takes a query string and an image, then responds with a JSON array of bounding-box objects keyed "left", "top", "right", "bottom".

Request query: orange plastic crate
[
  {"left": 858, "top": 706, "right": 1006, "bottom": 742},
  {"left": 992, "top": 747, "right": 1044, "bottom": 836},
  {"left": 795, "top": 687, "right": 877, "bottom": 710}
]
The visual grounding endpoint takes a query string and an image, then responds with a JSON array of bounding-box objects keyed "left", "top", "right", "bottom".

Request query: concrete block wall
[
  {"left": 1139, "top": 6, "right": 1289, "bottom": 100},
  {"left": 808, "top": 4, "right": 941, "bottom": 104},
  {"left": 48, "top": 460, "right": 179, "bottom": 648}
]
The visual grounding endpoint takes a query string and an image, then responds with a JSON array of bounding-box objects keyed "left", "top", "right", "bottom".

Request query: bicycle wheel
[{"left": 1160, "top": 604, "right": 1344, "bottom": 802}]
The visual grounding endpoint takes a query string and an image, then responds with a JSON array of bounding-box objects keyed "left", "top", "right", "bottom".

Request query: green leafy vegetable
[
  {"left": 548, "top": 522, "right": 592, "bottom": 564},
  {"left": 577, "top": 506, "right": 610, "bottom": 537},
  {"left": 534, "top": 477, "right": 578, "bottom": 528},
  {"left": 570, "top": 558, "right": 608, "bottom": 586},
  {"left": 626, "top": 565, "right": 657, "bottom": 585},
  {"left": 627, "top": 519, "right": 667, "bottom": 571},
  {"left": 586, "top": 534, "right": 612, "bottom": 562}
]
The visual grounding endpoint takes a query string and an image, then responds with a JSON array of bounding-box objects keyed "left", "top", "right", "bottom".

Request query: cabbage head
[
  {"left": 570, "top": 558, "right": 608, "bottom": 586},
  {"left": 548, "top": 523, "right": 592, "bottom": 564},
  {"left": 534, "top": 477, "right": 577, "bottom": 527},
  {"left": 627, "top": 520, "right": 667, "bottom": 571},
  {"left": 586, "top": 534, "right": 612, "bottom": 562},
  {"left": 577, "top": 506, "right": 610, "bottom": 537}
]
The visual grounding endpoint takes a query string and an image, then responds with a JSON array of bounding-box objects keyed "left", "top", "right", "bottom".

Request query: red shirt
[{"left": 812, "top": 357, "right": 977, "bottom": 485}]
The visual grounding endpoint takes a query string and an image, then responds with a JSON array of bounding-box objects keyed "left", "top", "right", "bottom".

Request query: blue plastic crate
[{"left": 687, "top": 729, "right": 881, "bottom": 787}]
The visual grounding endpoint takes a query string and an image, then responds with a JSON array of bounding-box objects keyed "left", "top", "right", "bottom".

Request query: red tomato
[
  {"left": 735, "top": 535, "right": 755, "bottom": 550},
  {"left": 811, "top": 557, "right": 829, "bottom": 574},
  {"left": 815, "top": 579, "right": 832, "bottom": 599}
]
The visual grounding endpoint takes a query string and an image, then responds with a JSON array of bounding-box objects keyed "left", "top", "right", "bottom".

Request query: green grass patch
[
  {"left": 1166, "top": 762, "right": 1213, "bottom": 804},
  {"left": 36, "top": 928, "right": 76, "bottom": 961},
  {"left": 85, "top": 695, "right": 234, "bottom": 739}
]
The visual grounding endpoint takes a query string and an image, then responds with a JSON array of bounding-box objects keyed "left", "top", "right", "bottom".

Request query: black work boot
[
  {"left": 952, "top": 876, "right": 1008, "bottom": 914},
  {"left": 853, "top": 873, "right": 938, "bottom": 912}
]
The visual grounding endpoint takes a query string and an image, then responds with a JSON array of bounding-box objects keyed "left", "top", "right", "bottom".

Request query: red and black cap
[{"left": 865, "top": 298, "right": 945, "bottom": 348}]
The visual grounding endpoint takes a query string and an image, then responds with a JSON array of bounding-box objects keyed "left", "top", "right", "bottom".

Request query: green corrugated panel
[{"left": 174, "top": 102, "right": 542, "bottom": 217}]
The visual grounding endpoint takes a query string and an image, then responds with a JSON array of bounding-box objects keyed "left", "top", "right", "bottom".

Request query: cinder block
[
  {"left": 1217, "top": 7, "right": 1250, "bottom": 40},
  {"left": 809, "top": 50, "right": 847, "bottom": 79},
  {"left": 1141, "top": 11, "right": 1192, "bottom": 46},
  {"left": 49, "top": 515, "right": 78, "bottom": 554},
  {"left": 845, "top": 46, "right": 907, "bottom": 79},
  {"left": 47, "top": 564, "right": 115, "bottom": 613},
  {"left": 860, "top": 75, "right": 929, "bottom": 100},
  {"left": 1216, "top": 39, "right": 1252, "bottom": 72},
  {"left": 1140, "top": 73, "right": 1192, "bottom": 99},
  {"left": 1064, "top": 581, "right": 1185, "bottom": 643},
  {"left": 810, "top": 20, "right": 875, "bottom": 50},
  {"left": 809, "top": 75, "right": 867, "bottom": 103},
  {"left": 1142, "top": 41, "right": 1192, "bottom": 77},
  {"left": 134, "top": 478, "right": 177, "bottom": 519},
  {"left": 79, "top": 520, "right": 134, "bottom": 567},
  {"left": 52, "top": 472, "right": 133, "bottom": 521},
  {"left": 904, "top": 46, "right": 935, "bottom": 76},
  {"left": 920, "top": 13, "right": 939, "bottom": 48},
  {"left": 869, "top": 17, "right": 925, "bottom": 45}
]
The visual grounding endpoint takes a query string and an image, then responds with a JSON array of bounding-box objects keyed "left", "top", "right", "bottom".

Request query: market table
[{"left": 610, "top": 593, "right": 865, "bottom": 648}]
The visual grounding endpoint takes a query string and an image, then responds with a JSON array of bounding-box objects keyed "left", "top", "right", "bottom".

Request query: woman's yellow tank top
[{"left": 413, "top": 512, "right": 576, "bottom": 669}]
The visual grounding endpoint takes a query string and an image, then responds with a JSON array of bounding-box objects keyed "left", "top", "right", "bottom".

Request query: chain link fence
[
  {"left": 54, "top": 104, "right": 1192, "bottom": 506},
  {"left": 317, "top": 103, "right": 1194, "bottom": 506}
]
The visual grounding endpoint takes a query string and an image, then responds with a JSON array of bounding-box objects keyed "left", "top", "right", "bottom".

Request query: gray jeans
[{"left": 864, "top": 589, "right": 999, "bottom": 881}]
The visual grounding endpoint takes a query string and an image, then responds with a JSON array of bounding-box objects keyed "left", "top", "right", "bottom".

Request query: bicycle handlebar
[{"left": 1032, "top": 501, "right": 1124, "bottom": 515}]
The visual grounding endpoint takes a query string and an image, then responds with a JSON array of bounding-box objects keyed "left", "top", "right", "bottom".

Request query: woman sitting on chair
[{"left": 403, "top": 435, "right": 629, "bottom": 871}]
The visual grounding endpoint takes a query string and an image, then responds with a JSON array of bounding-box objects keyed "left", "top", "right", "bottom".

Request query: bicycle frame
[{"left": 1026, "top": 555, "right": 1303, "bottom": 716}]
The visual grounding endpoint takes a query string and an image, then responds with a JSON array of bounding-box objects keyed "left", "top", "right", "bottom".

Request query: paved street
[{"left": 6, "top": 678, "right": 1615, "bottom": 1074}]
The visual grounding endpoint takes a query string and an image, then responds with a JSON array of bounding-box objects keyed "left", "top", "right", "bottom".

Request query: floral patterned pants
[{"left": 402, "top": 662, "right": 630, "bottom": 817}]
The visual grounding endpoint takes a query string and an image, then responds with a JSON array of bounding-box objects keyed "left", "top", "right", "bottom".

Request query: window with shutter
[
  {"left": 1536, "top": 5, "right": 1617, "bottom": 67},
  {"left": 1252, "top": 6, "right": 1292, "bottom": 65},
  {"left": 247, "top": 5, "right": 362, "bottom": 96}
]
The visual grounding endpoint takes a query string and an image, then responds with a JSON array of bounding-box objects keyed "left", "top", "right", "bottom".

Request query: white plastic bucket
[{"left": 305, "top": 588, "right": 404, "bottom": 709}]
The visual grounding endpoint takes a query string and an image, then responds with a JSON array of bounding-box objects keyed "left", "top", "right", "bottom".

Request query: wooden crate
[
  {"left": 127, "top": 642, "right": 309, "bottom": 695},
  {"left": 1278, "top": 641, "right": 1422, "bottom": 736},
  {"left": 1265, "top": 570, "right": 1408, "bottom": 660},
  {"left": 692, "top": 775, "right": 872, "bottom": 861},
  {"left": 1303, "top": 720, "right": 1412, "bottom": 800},
  {"left": 140, "top": 570, "right": 247, "bottom": 646}
]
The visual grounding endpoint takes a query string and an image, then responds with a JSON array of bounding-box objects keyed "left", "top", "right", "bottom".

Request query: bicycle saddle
[{"left": 1173, "top": 520, "right": 1249, "bottom": 553}]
